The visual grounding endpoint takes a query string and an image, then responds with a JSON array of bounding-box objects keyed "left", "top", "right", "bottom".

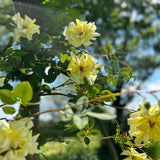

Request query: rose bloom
[
  {"left": 67, "top": 53, "right": 102, "bottom": 85},
  {"left": 128, "top": 102, "right": 160, "bottom": 145},
  {"left": 11, "top": 12, "right": 40, "bottom": 42},
  {"left": 0, "top": 118, "right": 40, "bottom": 160},
  {"left": 63, "top": 19, "right": 100, "bottom": 47},
  {"left": 121, "top": 147, "right": 149, "bottom": 160}
]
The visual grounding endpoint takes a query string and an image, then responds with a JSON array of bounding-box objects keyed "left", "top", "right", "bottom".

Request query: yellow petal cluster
[
  {"left": 11, "top": 12, "right": 40, "bottom": 42},
  {"left": 67, "top": 53, "right": 102, "bottom": 85},
  {"left": 0, "top": 118, "right": 40, "bottom": 160},
  {"left": 121, "top": 147, "right": 149, "bottom": 160},
  {"left": 63, "top": 19, "right": 100, "bottom": 47},
  {"left": 128, "top": 102, "right": 160, "bottom": 145}
]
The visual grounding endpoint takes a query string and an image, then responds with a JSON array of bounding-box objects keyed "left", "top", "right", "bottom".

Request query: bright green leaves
[
  {"left": 13, "top": 81, "right": 33, "bottom": 102},
  {"left": 0, "top": 81, "right": 34, "bottom": 115},
  {"left": 100, "top": 90, "right": 116, "bottom": 102},
  {"left": 119, "top": 67, "right": 133, "bottom": 82},
  {"left": 0, "top": 89, "right": 17, "bottom": 104},
  {"left": 2, "top": 106, "right": 16, "bottom": 114},
  {"left": 86, "top": 105, "right": 116, "bottom": 120},
  {"left": 60, "top": 53, "right": 71, "bottom": 63},
  {"left": 106, "top": 42, "right": 113, "bottom": 53}
]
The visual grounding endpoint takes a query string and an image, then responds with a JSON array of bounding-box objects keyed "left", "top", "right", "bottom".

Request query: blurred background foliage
[{"left": 0, "top": 0, "right": 160, "bottom": 159}]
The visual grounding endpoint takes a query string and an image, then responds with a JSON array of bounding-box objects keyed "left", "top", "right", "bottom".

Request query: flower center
[
  {"left": 149, "top": 120, "right": 155, "bottom": 128},
  {"left": 79, "top": 32, "right": 83, "bottom": 36},
  {"left": 131, "top": 156, "right": 137, "bottom": 160},
  {"left": 23, "top": 25, "right": 28, "bottom": 29},
  {"left": 79, "top": 66, "right": 84, "bottom": 72}
]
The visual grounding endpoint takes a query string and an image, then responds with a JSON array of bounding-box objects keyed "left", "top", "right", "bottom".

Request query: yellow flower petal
[
  {"left": 11, "top": 12, "right": 40, "bottom": 42},
  {"left": 0, "top": 118, "right": 40, "bottom": 160},
  {"left": 63, "top": 19, "right": 100, "bottom": 47},
  {"left": 67, "top": 53, "right": 102, "bottom": 85},
  {"left": 128, "top": 102, "right": 160, "bottom": 145}
]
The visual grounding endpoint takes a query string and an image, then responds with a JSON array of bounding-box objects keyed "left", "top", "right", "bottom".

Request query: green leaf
[
  {"left": 101, "top": 47, "right": 109, "bottom": 55},
  {"left": 87, "top": 105, "right": 116, "bottom": 120},
  {"left": 84, "top": 136, "right": 90, "bottom": 145},
  {"left": 106, "top": 74, "right": 112, "bottom": 84},
  {"left": 13, "top": 81, "right": 33, "bottom": 102},
  {"left": 76, "top": 96, "right": 89, "bottom": 111},
  {"left": 13, "top": 50, "right": 28, "bottom": 56},
  {"left": 60, "top": 53, "right": 71, "bottom": 63},
  {"left": 106, "top": 42, "right": 113, "bottom": 52},
  {"left": 112, "top": 76, "right": 118, "bottom": 86},
  {"left": 2, "top": 106, "right": 16, "bottom": 114},
  {"left": 104, "top": 65, "right": 112, "bottom": 73},
  {"left": 60, "top": 114, "right": 73, "bottom": 122},
  {"left": 77, "top": 130, "right": 85, "bottom": 138},
  {"left": 5, "top": 47, "right": 14, "bottom": 55},
  {"left": 119, "top": 67, "right": 132, "bottom": 76},
  {"left": 87, "top": 117, "right": 95, "bottom": 129},
  {"left": 92, "top": 84, "right": 102, "bottom": 94},
  {"left": 0, "top": 89, "right": 17, "bottom": 104},
  {"left": 112, "top": 61, "right": 118, "bottom": 72},
  {"left": 115, "top": 49, "right": 126, "bottom": 56},
  {"left": 90, "top": 129, "right": 101, "bottom": 136},
  {"left": 73, "top": 115, "right": 89, "bottom": 130},
  {"left": 100, "top": 90, "right": 116, "bottom": 102}
]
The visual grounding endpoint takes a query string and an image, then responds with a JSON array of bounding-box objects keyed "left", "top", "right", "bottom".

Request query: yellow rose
[
  {"left": 128, "top": 102, "right": 160, "bottom": 145},
  {"left": 63, "top": 19, "right": 100, "bottom": 47},
  {"left": 11, "top": 12, "right": 40, "bottom": 42},
  {"left": 0, "top": 118, "right": 40, "bottom": 160},
  {"left": 67, "top": 53, "right": 102, "bottom": 85}
]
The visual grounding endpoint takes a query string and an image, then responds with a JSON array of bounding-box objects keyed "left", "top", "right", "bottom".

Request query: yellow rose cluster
[
  {"left": 67, "top": 53, "right": 102, "bottom": 85},
  {"left": 63, "top": 19, "right": 102, "bottom": 85},
  {"left": 0, "top": 118, "right": 40, "bottom": 160},
  {"left": 128, "top": 102, "right": 160, "bottom": 145},
  {"left": 11, "top": 12, "right": 40, "bottom": 42},
  {"left": 63, "top": 19, "right": 100, "bottom": 47}
]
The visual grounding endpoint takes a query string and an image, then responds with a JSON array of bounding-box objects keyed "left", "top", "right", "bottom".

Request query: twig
[
  {"left": 41, "top": 153, "right": 49, "bottom": 160},
  {"left": 14, "top": 89, "right": 160, "bottom": 120}
]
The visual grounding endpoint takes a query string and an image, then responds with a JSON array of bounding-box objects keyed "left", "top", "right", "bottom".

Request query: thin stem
[
  {"left": 41, "top": 153, "right": 49, "bottom": 160},
  {"left": 15, "top": 89, "right": 160, "bottom": 120}
]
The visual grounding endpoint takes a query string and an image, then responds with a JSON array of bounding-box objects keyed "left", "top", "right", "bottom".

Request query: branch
[
  {"left": 35, "top": 92, "right": 74, "bottom": 98},
  {"left": 15, "top": 89, "right": 160, "bottom": 120}
]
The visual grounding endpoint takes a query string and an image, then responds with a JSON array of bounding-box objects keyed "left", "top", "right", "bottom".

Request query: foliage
[{"left": 0, "top": 0, "right": 160, "bottom": 160}]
